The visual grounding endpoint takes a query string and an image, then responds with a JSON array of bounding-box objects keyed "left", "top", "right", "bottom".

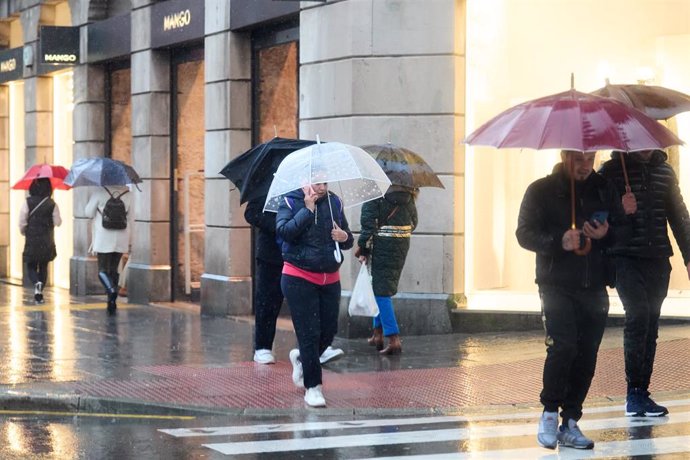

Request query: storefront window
[{"left": 465, "top": 0, "right": 690, "bottom": 314}]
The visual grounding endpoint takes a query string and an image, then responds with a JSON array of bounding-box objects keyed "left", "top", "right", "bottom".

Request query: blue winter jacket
[{"left": 276, "top": 189, "right": 354, "bottom": 273}]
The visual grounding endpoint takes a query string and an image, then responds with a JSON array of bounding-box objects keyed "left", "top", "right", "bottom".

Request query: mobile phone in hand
[{"left": 590, "top": 210, "right": 609, "bottom": 224}]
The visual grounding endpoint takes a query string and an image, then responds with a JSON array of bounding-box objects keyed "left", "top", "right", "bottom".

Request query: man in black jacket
[
  {"left": 517, "top": 150, "right": 629, "bottom": 450},
  {"left": 600, "top": 150, "right": 690, "bottom": 417}
]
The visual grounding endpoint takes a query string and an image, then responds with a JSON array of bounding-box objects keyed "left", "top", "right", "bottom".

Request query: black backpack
[{"left": 99, "top": 187, "right": 129, "bottom": 230}]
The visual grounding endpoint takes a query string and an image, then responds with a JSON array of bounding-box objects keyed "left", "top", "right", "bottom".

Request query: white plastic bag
[{"left": 348, "top": 263, "right": 379, "bottom": 317}]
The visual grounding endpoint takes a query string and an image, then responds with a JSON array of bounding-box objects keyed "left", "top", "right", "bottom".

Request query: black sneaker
[
  {"left": 643, "top": 394, "right": 668, "bottom": 417},
  {"left": 625, "top": 388, "right": 647, "bottom": 417}
]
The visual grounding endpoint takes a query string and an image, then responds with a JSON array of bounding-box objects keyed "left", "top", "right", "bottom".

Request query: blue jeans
[
  {"left": 281, "top": 274, "right": 340, "bottom": 389},
  {"left": 372, "top": 296, "right": 399, "bottom": 336}
]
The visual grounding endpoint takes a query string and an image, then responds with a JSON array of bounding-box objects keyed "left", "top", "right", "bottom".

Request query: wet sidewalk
[{"left": 1, "top": 282, "right": 690, "bottom": 416}]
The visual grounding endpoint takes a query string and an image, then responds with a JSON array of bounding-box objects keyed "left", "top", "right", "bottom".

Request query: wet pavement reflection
[{"left": 0, "top": 282, "right": 689, "bottom": 457}]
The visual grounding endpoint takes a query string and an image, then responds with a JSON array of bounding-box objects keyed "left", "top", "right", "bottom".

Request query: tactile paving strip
[{"left": 73, "top": 339, "right": 690, "bottom": 410}]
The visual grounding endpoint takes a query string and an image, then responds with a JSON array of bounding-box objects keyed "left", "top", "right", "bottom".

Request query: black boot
[{"left": 98, "top": 272, "right": 117, "bottom": 314}]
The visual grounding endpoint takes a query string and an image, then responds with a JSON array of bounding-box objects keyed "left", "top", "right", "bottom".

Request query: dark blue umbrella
[
  {"left": 220, "top": 137, "right": 316, "bottom": 204},
  {"left": 64, "top": 157, "right": 142, "bottom": 187}
]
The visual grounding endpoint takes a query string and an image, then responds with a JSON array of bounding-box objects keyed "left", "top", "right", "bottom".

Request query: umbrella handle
[
  {"left": 569, "top": 158, "right": 592, "bottom": 256},
  {"left": 619, "top": 153, "right": 631, "bottom": 191},
  {"left": 573, "top": 237, "right": 592, "bottom": 256},
  {"left": 334, "top": 241, "right": 342, "bottom": 263}
]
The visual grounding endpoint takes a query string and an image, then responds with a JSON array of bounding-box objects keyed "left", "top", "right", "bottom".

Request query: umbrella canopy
[
  {"left": 220, "top": 137, "right": 316, "bottom": 204},
  {"left": 11, "top": 164, "right": 71, "bottom": 190},
  {"left": 465, "top": 89, "right": 683, "bottom": 152},
  {"left": 361, "top": 143, "right": 444, "bottom": 189},
  {"left": 590, "top": 83, "right": 690, "bottom": 121},
  {"left": 263, "top": 141, "right": 391, "bottom": 212},
  {"left": 64, "top": 157, "right": 142, "bottom": 187}
]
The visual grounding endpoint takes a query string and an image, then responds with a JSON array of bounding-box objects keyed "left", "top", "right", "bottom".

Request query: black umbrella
[
  {"left": 220, "top": 137, "right": 316, "bottom": 204},
  {"left": 361, "top": 143, "right": 444, "bottom": 189},
  {"left": 64, "top": 157, "right": 142, "bottom": 187}
]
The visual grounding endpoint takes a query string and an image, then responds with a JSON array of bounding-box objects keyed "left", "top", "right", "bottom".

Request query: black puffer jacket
[
  {"left": 358, "top": 190, "right": 418, "bottom": 296},
  {"left": 516, "top": 164, "right": 630, "bottom": 289},
  {"left": 276, "top": 189, "right": 354, "bottom": 273},
  {"left": 244, "top": 198, "right": 282, "bottom": 265},
  {"left": 23, "top": 196, "right": 57, "bottom": 263},
  {"left": 599, "top": 150, "right": 690, "bottom": 264}
]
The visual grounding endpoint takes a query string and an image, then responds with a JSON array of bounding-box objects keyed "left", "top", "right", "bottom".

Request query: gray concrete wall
[
  {"left": 127, "top": 1, "right": 172, "bottom": 304},
  {"left": 300, "top": 0, "right": 465, "bottom": 335},
  {"left": 200, "top": 0, "right": 253, "bottom": 316}
]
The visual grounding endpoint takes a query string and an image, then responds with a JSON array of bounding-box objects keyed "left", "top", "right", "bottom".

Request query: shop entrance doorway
[{"left": 171, "top": 48, "right": 205, "bottom": 301}]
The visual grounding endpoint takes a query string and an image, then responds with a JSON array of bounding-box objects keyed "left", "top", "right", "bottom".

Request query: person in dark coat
[
  {"left": 245, "top": 198, "right": 285, "bottom": 365},
  {"left": 599, "top": 149, "right": 690, "bottom": 417},
  {"left": 516, "top": 150, "right": 630, "bottom": 450},
  {"left": 19, "top": 178, "right": 62, "bottom": 304},
  {"left": 356, "top": 185, "right": 418, "bottom": 355},
  {"left": 276, "top": 183, "right": 354, "bottom": 407}
]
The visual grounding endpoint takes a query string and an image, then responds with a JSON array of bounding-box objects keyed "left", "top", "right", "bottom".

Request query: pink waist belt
[{"left": 283, "top": 262, "right": 340, "bottom": 285}]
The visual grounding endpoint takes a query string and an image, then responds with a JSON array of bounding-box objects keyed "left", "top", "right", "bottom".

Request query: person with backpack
[
  {"left": 19, "top": 178, "right": 62, "bottom": 304},
  {"left": 276, "top": 182, "right": 354, "bottom": 407},
  {"left": 85, "top": 185, "right": 132, "bottom": 314}
]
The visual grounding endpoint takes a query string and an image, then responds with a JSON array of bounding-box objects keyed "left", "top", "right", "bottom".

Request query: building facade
[{"left": 1, "top": 0, "right": 688, "bottom": 335}]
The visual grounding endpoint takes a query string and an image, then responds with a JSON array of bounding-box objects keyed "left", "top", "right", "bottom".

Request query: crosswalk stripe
[
  {"left": 202, "top": 411, "right": 690, "bottom": 455},
  {"left": 364, "top": 435, "right": 690, "bottom": 460},
  {"left": 160, "top": 398, "right": 690, "bottom": 438}
]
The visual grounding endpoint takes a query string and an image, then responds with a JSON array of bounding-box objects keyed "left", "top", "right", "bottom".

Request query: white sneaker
[
  {"left": 304, "top": 385, "right": 326, "bottom": 407},
  {"left": 319, "top": 346, "right": 345, "bottom": 364},
  {"left": 253, "top": 349, "right": 275, "bottom": 364},
  {"left": 289, "top": 349, "right": 304, "bottom": 388}
]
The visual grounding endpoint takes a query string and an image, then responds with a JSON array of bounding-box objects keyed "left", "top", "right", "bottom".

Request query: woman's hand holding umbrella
[{"left": 331, "top": 222, "right": 348, "bottom": 242}]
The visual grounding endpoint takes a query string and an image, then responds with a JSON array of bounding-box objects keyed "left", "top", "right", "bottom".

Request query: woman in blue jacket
[{"left": 276, "top": 183, "right": 353, "bottom": 407}]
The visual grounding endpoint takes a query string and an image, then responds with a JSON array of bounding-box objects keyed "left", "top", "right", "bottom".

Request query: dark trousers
[
  {"left": 26, "top": 261, "right": 49, "bottom": 285},
  {"left": 254, "top": 260, "right": 284, "bottom": 351},
  {"left": 615, "top": 257, "right": 670, "bottom": 393},
  {"left": 97, "top": 252, "right": 122, "bottom": 283},
  {"left": 281, "top": 274, "right": 340, "bottom": 389},
  {"left": 539, "top": 286, "right": 609, "bottom": 422}
]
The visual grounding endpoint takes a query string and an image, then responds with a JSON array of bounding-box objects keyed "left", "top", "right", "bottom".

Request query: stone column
[
  {"left": 127, "top": 1, "right": 172, "bottom": 303},
  {"left": 70, "top": 63, "right": 106, "bottom": 295},
  {"left": 300, "top": 0, "right": 465, "bottom": 336},
  {"left": 0, "top": 86, "right": 8, "bottom": 276},
  {"left": 200, "top": 0, "right": 252, "bottom": 315},
  {"left": 20, "top": 3, "right": 49, "bottom": 166},
  {"left": 69, "top": 0, "right": 108, "bottom": 295}
]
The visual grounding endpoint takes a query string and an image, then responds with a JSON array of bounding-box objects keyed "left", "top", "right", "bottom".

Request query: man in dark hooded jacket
[
  {"left": 600, "top": 149, "right": 690, "bottom": 418},
  {"left": 517, "top": 150, "right": 629, "bottom": 450}
]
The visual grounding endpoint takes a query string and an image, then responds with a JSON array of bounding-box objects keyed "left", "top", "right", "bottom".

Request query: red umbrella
[
  {"left": 465, "top": 85, "right": 684, "bottom": 255},
  {"left": 11, "top": 164, "right": 71, "bottom": 190},
  {"left": 464, "top": 89, "right": 683, "bottom": 152}
]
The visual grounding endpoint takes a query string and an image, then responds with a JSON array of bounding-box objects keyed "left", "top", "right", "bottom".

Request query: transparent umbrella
[
  {"left": 264, "top": 141, "right": 391, "bottom": 263},
  {"left": 263, "top": 141, "right": 391, "bottom": 212}
]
